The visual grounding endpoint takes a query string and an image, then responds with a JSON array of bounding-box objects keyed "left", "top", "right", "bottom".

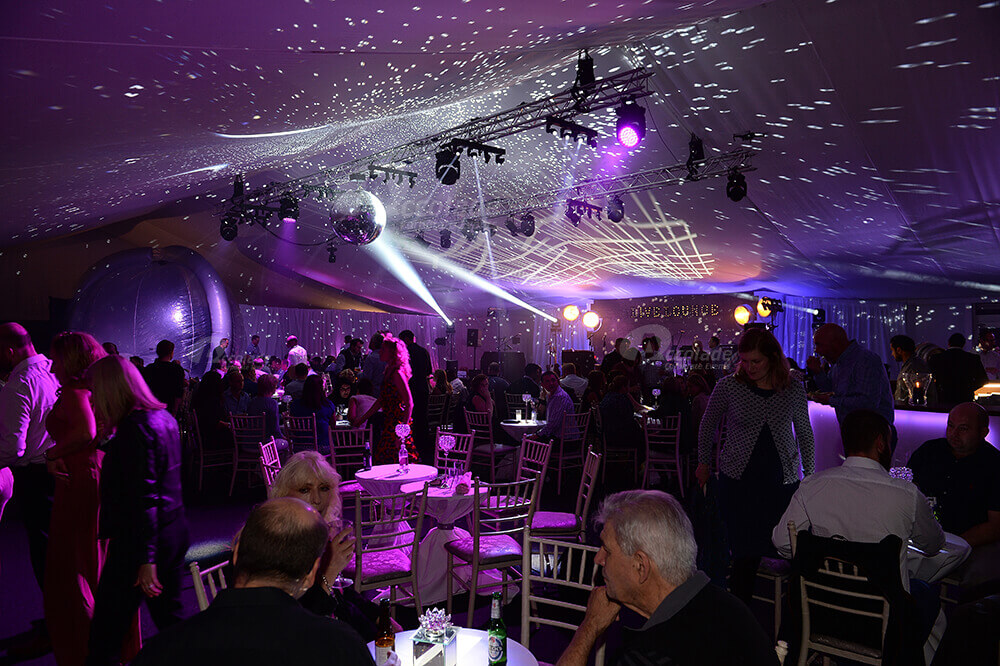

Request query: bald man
[
  {"left": 809, "top": 323, "right": 894, "bottom": 431},
  {"left": 0, "top": 323, "right": 60, "bottom": 591},
  {"left": 908, "top": 402, "right": 1000, "bottom": 589},
  {"left": 132, "top": 498, "right": 375, "bottom": 664}
]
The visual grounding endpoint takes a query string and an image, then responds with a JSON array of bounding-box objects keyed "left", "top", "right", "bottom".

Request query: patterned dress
[{"left": 374, "top": 370, "right": 416, "bottom": 465}]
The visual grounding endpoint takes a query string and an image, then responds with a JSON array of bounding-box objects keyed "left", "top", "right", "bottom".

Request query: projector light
[
  {"left": 563, "top": 305, "right": 580, "bottom": 322},
  {"left": 616, "top": 102, "right": 646, "bottom": 148}
]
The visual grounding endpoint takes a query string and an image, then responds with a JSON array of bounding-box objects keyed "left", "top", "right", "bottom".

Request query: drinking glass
[
  {"left": 438, "top": 435, "right": 456, "bottom": 487},
  {"left": 331, "top": 520, "right": 354, "bottom": 591}
]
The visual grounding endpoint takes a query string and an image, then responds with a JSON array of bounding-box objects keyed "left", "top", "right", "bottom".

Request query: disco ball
[{"left": 330, "top": 189, "right": 386, "bottom": 245}]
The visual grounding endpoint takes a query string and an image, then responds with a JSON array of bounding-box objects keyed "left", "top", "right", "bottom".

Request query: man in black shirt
[
  {"left": 399, "top": 330, "right": 433, "bottom": 463},
  {"left": 908, "top": 402, "right": 1000, "bottom": 589},
  {"left": 507, "top": 363, "right": 542, "bottom": 400},
  {"left": 929, "top": 333, "right": 988, "bottom": 406},
  {"left": 556, "top": 490, "right": 777, "bottom": 666},
  {"left": 142, "top": 339, "right": 187, "bottom": 414}
]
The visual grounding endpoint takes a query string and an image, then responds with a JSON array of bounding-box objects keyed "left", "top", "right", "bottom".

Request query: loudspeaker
[
  {"left": 480, "top": 351, "right": 525, "bottom": 382},
  {"left": 561, "top": 350, "right": 596, "bottom": 377},
  {"left": 467, "top": 329, "right": 479, "bottom": 347}
]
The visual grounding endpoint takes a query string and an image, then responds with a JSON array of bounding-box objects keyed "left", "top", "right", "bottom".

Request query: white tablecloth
[
  {"left": 907, "top": 531, "right": 971, "bottom": 583},
  {"left": 500, "top": 419, "right": 546, "bottom": 441},
  {"left": 356, "top": 464, "right": 439, "bottom": 497},
  {"left": 368, "top": 628, "right": 538, "bottom": 666}
]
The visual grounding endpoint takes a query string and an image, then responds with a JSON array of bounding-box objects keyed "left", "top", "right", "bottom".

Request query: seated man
[
  {"left": 284, "top": 363, "right": 309, "bottom": 400},
  {"left": 507, "top": 363, "right": 542, "bottom": 400},
  {"left": 560, "top": 362, "right": 588, "bottom": 398},
  {"left": 536, "top": 370, "right": 574, "bottom": 441},
  {"left": 908, "top": 402, "right": 1000, "bottom": 590},
  {"left": 773, "top": 409, "right": 946, "bottom": 593},
  {"left": 132, "top": 498, "right": 375, "bottom": 664},
  {"left": 222, "top": 370, "right": 251, "bottom": 417},
  {"left": 557, "top": 490, "right": 776, "bottom": 666}
]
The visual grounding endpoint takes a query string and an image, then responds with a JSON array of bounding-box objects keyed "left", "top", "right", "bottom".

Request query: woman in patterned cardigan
[{"left": 695, "top": 328, "right": 815, "bottom": 604}]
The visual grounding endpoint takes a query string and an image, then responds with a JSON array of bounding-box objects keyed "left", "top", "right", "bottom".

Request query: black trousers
[
  {"left": 85, "top": 516, "right": 190, "bottom": 665},
  {"left": 11, "top": 463, "right": 55, "bottom": 591}
]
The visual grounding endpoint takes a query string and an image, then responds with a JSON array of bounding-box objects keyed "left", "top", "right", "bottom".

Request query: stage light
[
  {"left": 327, "top": 245, "right": 337, "bottom": 263},
  {"left": 279, "top": 195, "right": 299, "bottom": 223},
  {"left": 463, "top": 220, "right": 480, "bottom": 242},
  {"left": 220, "top": 217, "right": 238, "bottom": 241},
  {"left": 606, "top": 195, "right": 625, "bottom": 222},
  {"left": 545, "top": 115, "right": 599, "bottom": 148},
  {"left": 563, "top": 305, "right": 581, "bottom": 322},
  {"left": 734, "top": 305, "right": 753, "bottom": 326},
  {"left": 440, "top": 229, "right": 452, "bottom": 249},
  {"left": 232, "top": 176, "right": 245, "bottom": 201},
  {"left": 812, "top": 308, "right": 826, "bottom": 331},
  {"left": 566, "top": 206, "right": 581, "bottom": 227},
  {"left": 616, "top": 102, "right": 646, "bottom": 148},
  {"left": 726, "top": 169, "right": 747, "bottom": 202},
  {"left": 582, "top": 310, "right": 601, "bottom": 329},
  {"left": 572, "top": 50, "right": 596, "bottom": 110},
  {"left": 756, "top": 297, "right": 772, "bottom": 318},
  {"left": 686, "top": 133, "right": 705, "bottom": 178},
  {"left": 505, "top": 216, "right": 519, "bottom": 237},
  {"left": 519, "top": 213, "right": 535, "bottom": 237},
  {"left": 435, "top": 148, "right": 460, "bottom": 185}
]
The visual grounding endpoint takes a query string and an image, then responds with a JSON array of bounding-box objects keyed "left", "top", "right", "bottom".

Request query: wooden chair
[
  {"left": 258, "top": 437, "right": 282, "bottom": 489},
  {"left": 427, "top": 393, "right": 451, "bottom": 432},
  {"left": 467, "top": 408, "right": 518, "bottom": 483},
  {"left": 596, "top": 406, "right": 637, "bottom": 486},
  {"left": 329, "top": 426, "right": 371, "bottom": 498},
  {"left": 229, "top": 414, "right": 267, "bottom": 495},
  {"left": 516, "top": 437, "right": 552, "bottom": 483},
  {"left": 520, "top": 536, "right": 605, "bottom": 666},
  {"left": 189, "top": 559, "right": 230, "bottom": 611},
  {"left": 343, "top": 485, "right": 428, "bottom": 617},
  {"left": 505, "top": 393, "right": 530, "bottom": 420},
  {"left": 190, "top": 410, "right": 234, "bottom": 492},
  {"left": 550, "top": 411, "right": 590, "bottom": 495},
  {"left": 754, "top": 557, "right": 791, "bottom": 641},
  {"left": 283, "top": 414, "right": 318, "bottom": 452},
  {"left": 432, "top": 427, "right": 473, "bottom": 476},
  {"left": 530, "top": 447, "right": 601, "bottom": 542},
  {"left": 446, "top": 477, "right": 539, "bottom": 626},
  {"left": 643, "top": 415, "right": 685, "bottom": 497}
]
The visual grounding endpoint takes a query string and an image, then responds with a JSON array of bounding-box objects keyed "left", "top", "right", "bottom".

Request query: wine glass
[
  {"left": 522, "top": 393, "right": 533, "bottom": 421},
  {"left": 438, "top": 435, "right": 456, "bottom": 487},
  {"left": 331, "top": 519, "right": 354, "bottom": 591}
]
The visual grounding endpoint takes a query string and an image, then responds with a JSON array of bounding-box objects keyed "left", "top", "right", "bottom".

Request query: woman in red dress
[
  {"left": 43, "top": 332, "right": 139, "bottom": 665},
  {"left": 351, "top": 334, "right": 414, "bottom": 464}
]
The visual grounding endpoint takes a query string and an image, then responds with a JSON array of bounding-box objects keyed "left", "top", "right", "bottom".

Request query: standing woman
[
  {"left": 351, "top": 334, "right": 414, "bottom": 465},
  {"left": 44, "top": 333, "right": 139, "bottom": 665},
  {"left": 85, "top": 355, "right": 189, "bottom": 666},
  {"left": 695, "top": 328, "right": 814, "bottom": 604}
]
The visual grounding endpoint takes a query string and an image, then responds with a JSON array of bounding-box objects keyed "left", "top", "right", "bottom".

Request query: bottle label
[
  {"left": 488, "top": 635, "right": 506, "bottom": 663},
  {"left": 376, "top": 646, "right": 392, "bottom": 665}
]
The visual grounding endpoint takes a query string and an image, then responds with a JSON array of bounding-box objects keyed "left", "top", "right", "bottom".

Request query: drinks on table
[
  {"left": 374, "top": 599, "right": 395, "bottom": 665},
  {"left": 488, "top": 591, "right": 507, "bottom": 665}
]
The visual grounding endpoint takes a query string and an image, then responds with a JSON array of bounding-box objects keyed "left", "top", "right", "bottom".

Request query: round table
[
  {"left": 400, "top": 481, "right": 489, "bottom": 605},
  {"left": 356, "top": 464, "right": 438, "bottom": 497},
  {"left": 367, "top": 628, "right": 538, "bottom": 666},
  {"left": 500, "top": 419, "right": 546, "bottom": 441}
]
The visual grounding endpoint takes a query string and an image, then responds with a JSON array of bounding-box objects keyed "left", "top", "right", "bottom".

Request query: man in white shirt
[
  {"left": 560, "top": 362, "right": 588, "bottom": 398},
  {"left": 285, "top": 335, "right": 308, "bottom": 369},
  {"left": 0, "top": 322, "right": 60, "bottom": 592},
  {"left": 978, "top": 331, "right": 1000, "bottom": 382}
]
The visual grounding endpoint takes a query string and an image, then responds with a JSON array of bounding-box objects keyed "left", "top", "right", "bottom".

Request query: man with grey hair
[{"left": 557, "top": 490, "right": 776, "bottom": 666}]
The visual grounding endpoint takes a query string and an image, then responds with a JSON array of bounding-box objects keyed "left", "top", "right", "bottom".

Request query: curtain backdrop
[
  {"left": 532, "top": 313, "right": 592, "bottom": 368},
  {"left": 237, "top": 305, "right": 440, "bottom": 368}
]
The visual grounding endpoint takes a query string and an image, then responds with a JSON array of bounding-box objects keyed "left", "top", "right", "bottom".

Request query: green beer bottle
[{"left": 487, "top": 591, "right": 507, "bottom": 665}]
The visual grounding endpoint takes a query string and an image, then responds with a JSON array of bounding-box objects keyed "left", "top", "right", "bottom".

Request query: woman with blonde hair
[
  {"left": 695, "top": 327, "right": 814, "bottom": 604},
  {"left": 43, "top": 332, "right": 139, "bottom": 665},
  {"left": 86, "top": 355, "right": 188, "bottom": 666},
  {"left": 351, "top": 334, "right": 414, "bottom": 465},
  {"left": 269, "top": 451, "right": 390, "bottom": 640}
]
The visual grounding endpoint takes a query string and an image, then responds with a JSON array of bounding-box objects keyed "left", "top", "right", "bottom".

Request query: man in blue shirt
[{"left": 810, "top": 323, "right": 895, "bottom": 439}]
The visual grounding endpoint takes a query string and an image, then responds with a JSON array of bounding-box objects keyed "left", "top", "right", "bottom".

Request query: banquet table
[
  {"left": 367, "top": 628, "right": 538, "bottom": 666},
  {"left": 907, "top": 531, "right": 971, "bottom": 583},
  {"left": 400, "top": 480, "right": 490, "bottom": 605},
  {"left": 500, "top": 419, "right": 546, "bottom": 441},
  {"left": 355, "top": 464, "right": 439, "bottom": 549}
]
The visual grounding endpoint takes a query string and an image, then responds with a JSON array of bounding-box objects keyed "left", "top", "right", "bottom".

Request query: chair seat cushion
[
  {"left": 758, "top": 556, "right": 791, "bottom": 577},
  {"left": 531, "top": 511, "right": 581, "bottom": 534},
  {"left": 812, "top": 633, "right": 882, "bottom": 658},
  {"left": 473, "top": 443, "right": 518, "bottom": 454},
  {"left": 342, "top": 549, "right": 412, "bottom": 583},
  {"left": 340, "top": 480, "right": 365, "bottom": 495},
  {"left": 184, "top": 538, "right": 233, "bottom": 568},
  {"left": 444, "top": 535, "right": 522, "bottom": 564}
]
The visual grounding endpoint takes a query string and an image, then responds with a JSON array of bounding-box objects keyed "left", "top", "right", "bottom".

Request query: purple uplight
[
  {"left": 282, "top": 216, "right": 296, "bottom": 223},
  {"left": 618, "top": 125, "right": 641, "bottom": 148}
]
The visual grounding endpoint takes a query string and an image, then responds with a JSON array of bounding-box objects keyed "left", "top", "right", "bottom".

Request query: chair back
[
  {"left": 230, "top": 414, "right": 266, "bottom": 451},
  {"left": 433, "top": 427, "right": 473, "bottom": 476},
  {"left": 473, "top": 477, "right": 538, "bottom": 542},
  {"left": 283, "top": 414, "right": 318, "bottom": 451},
  {"left": 559, "top": 410, "right": 590, "bottom": 447},
  {"left": 644, "top": 415, "right": 681, "bottom": 455},
  {"left": 190, "top": 560, "right": 229, "bottom": 611},
  {"left": 465, "top": 409, "right": 493, "bottom": 447},
  {"left": 575, "top": 447, "right": 602, "bottom": 521},
  {"left": 520, "top": 537, "right": 605, "bottom": 665},
  {"left": 517, "top": 438, "right": 552, "bottom": 482},
  {"left": 330, "top": 427, "right": 371, "bottom": 479},
  {"left": 258, "top": 437, "right": 282, "bottom": 489},
  {"left": 505, "top": 393, "right": 529, "bottom": 418},
  {"left": 427, "top": 393, "right": 450, "bottom": 430}
]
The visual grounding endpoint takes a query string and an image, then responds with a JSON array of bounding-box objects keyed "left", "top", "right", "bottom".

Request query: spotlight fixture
[
  {"left": 756, "top": 297, "right": 772, "bottom": 318},
  {"left": 566, "top": 198, "right": 602, "bottom": 225},
  {"left": 327, "top": 244, "right": 337, "bottom": 263},
  {"left": 572, "top": 50, "right": 596, "bottom": 110},
  {"left": 733, "top": 131, "right": 768, "bottom": 141},
  {"left": 519, "top": 213, "right": 535, "bottom": 237},
  {"left": 220, "top": 216, "right": 239, "bottom": 241},
  {"left": 686, "top": 133, "right": 705, "bottom": 179},
  {"left": 463, "top": 219, "right": 481, "bottom": 242},
  {"left": 505, "top": 216, "right": 520, "bottom": 237},
  {"left": 447, "top": 139, "right": 506, "bottom": 165},
  {"left": 606, "top": 195, "right": 625, "bottom": 222},
  {"left": 566, "top": 205, "right": 581, "bottom": 227},
  {"left": 349, "top": 164, "right": 418, "bottom": 188},
  {"left": 615, "top": 101, "right": 646, "bottom": 148},
  {"left": 545, "top": 115, "right": 599, "bottom": 148},
  {"left": 582, "top": 310, "right": 602, "bottom": 330},
  {"left": 563, "top": 305, "right": 581, "bottom": 322},
  {"left": 734, "top": 304, "right": 754, "bottom": 326},
  {"left": 232, "top": 176, "right": 245, "bottom": 202},
  {"left": 726, "top": 169, "right": 747, "bottom": 202},
  {"left": 435, "top": 147, "right": 460, "bottom": 185},
  {"left": 279, "top": 195, "right": 299, "bottom": 223},
  {"left": 440, "top": 229, "right": 452, "bottom": 249},
  {"left": 812, "top": 308, "right": 826, "bottom": 331}
]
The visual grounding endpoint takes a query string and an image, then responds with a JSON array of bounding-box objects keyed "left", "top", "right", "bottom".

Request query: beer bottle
[
  {"left": 487, "top": 591, "right": 507, "bottom": 665},
  {"left": 374, "top": 599, "right": 395, "bottom": 665}
]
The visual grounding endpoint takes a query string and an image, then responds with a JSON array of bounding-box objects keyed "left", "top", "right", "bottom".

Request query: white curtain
[{"left": 531, "top": 314, "right": 592, "bottom": 368}]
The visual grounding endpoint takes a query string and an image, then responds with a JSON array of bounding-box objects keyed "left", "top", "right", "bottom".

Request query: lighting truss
[
  {"left": 395, "top": 147, "right": 757, "bottom": 233},
  {"left": 349, "top": 164, "right": 418, "bottom": 188},
  {"left": 445, "top": 138, "right": 506, "bottom": 164},
  {"left": 545, "top": 116, "right": 599, "bottom": 147},
  {"left": 222, "top": 68, "right": 653, "bottom": 215}
]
